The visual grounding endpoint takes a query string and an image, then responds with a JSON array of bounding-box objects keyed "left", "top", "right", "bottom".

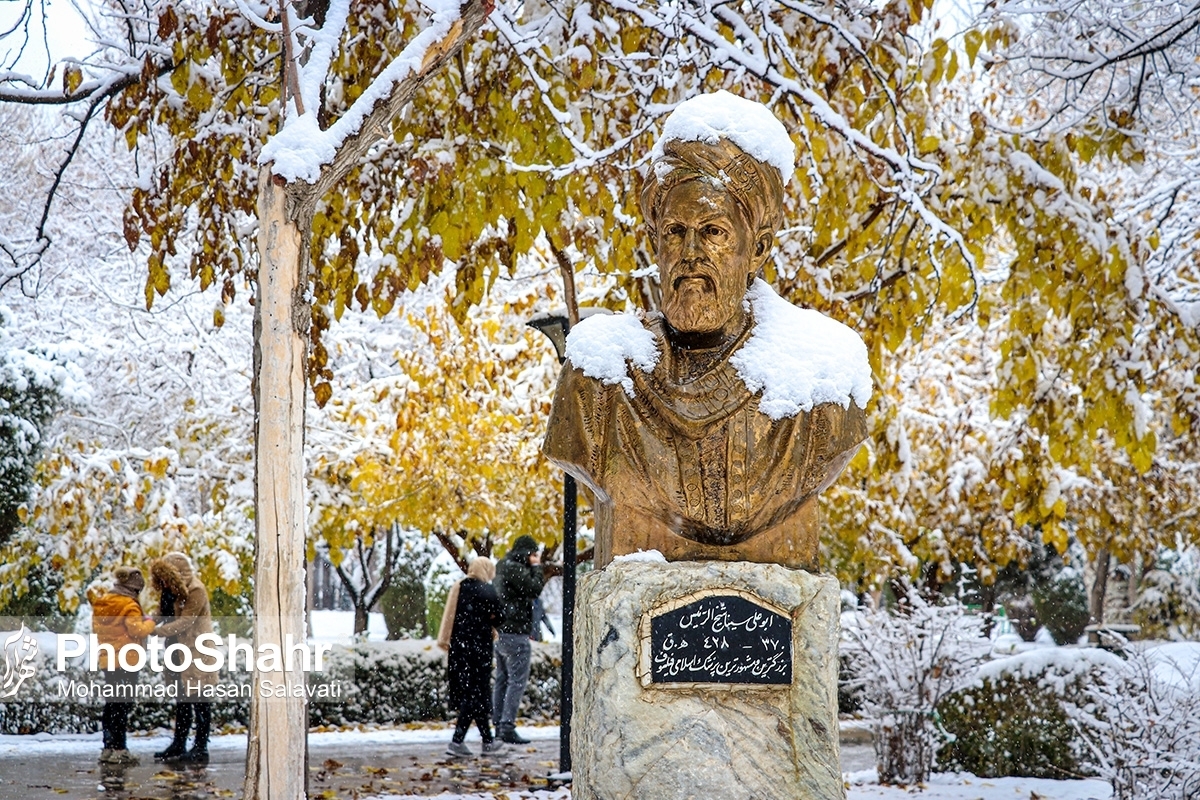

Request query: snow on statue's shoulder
[
  {"left": 732, "top": 280, "right": 872, "bottom": 419},
  {"left": 564, "top": 312, "right": 660, "bottom": 397},
  {"left": 651, "top": 90, "right": 795, "bottom": 185}
]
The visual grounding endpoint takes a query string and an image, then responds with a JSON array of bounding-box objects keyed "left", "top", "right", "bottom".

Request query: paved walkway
[{"left": 0, "top": 726, "right": 876, "bottom": 799}]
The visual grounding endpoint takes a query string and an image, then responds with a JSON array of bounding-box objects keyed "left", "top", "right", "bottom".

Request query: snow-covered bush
[
  {"left": 841, "top": 588, "right": 988, "bottom": 784},
  {"left": 938, "top": 647, "right": 1119, "bottom": 778},
  {"left": 1069, "top": 643, "right": 1200, "bottom": 799},
  {"left": 0, "top": 310, "right": 88, "bottom": 550}
]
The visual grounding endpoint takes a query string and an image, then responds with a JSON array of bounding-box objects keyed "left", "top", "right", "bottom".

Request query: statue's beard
[{"left": 662, "top": 262, "right": 741, "bottom": 335}]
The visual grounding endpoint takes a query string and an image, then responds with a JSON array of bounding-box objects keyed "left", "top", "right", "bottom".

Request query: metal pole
[
  {"left": 560, "top": 474, "right": 577, "bottom": 774},
  {"left": 526, "top": 311, "right": 576, "bottom": 776}
]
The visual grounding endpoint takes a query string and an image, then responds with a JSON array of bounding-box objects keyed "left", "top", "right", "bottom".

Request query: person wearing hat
[
  {"left": 491, "top": 534, "right": 545, "bottom": 744},
  {"left": 437, "top": 556, "right": 506, "bottom": 758},
  {"left": 150, "top": 551, "right": 216, "bottom": 764},
  {"left": 88, "top": 566, "right": 156, "bottom": 765}
]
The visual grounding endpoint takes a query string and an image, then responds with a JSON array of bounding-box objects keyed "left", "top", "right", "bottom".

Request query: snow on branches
[{"left": 1068, "top": 643, "right": 1200, "bottom": 800}]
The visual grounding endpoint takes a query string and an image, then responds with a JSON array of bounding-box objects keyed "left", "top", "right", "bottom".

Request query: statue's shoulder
[
  {"left": 734, "top": 281, "right": 873, "bottom": 418},
  {"left": 563, "top": 311, "right": 662, "bottom": 392}
]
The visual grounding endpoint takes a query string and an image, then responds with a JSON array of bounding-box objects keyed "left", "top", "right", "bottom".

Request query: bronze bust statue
[{"left": 543, "top": 92, "right": 871, "bottom": 570}]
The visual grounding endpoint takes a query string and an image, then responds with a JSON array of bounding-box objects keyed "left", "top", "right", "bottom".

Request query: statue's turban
[{"left": 640, "top": 137, "right": 786, "bottom": 242}]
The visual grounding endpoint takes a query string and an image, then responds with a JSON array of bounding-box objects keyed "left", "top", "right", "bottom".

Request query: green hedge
[
  {"left": 1, "top": 640, "right": 562, "bottom": 734},
  {"left": 936, "top": 647, "right": 1117, "bottom": 779}
]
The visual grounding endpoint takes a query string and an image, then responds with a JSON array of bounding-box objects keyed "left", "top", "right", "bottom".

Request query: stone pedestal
[{"left": 572, "top": 560, "right": 844, "bottom": 800}]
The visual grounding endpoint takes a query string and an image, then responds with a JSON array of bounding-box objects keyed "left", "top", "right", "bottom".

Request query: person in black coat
[
  {"left": 437, "top": 557, "right": 505, "bottom": 757},
  {"left": 491, "top": 534, "right": 545, "bottom": 744}
]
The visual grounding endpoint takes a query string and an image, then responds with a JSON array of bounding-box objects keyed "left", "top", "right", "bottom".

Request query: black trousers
[
  {"left": 170, "top": 700, "right": 213, "bottom": 750},
  {"left": 452, "top": 693, "right": 493, "bottom": 744},
  {"left": 101, "top": 669, "right": 138, "bottom": 750}
]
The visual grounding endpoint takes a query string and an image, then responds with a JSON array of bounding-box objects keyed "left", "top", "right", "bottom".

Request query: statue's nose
[{"left": 682, "top": 228, "right": 701, "bottom": 259}]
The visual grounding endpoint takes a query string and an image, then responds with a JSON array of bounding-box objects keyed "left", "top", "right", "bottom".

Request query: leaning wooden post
[{"left": 246, "top": 166, "right": 310, "bottom": 800}]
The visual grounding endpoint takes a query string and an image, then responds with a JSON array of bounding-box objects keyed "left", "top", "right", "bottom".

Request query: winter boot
[
  {"left": 178, "top": 702, "right": 211, "bottom": 765},
  {"left": 497, "top": 725, "right": 529, "bottom": 745},
  {"left": 480, "top": 740, "right": 508, "bottom": 757},
  {"left": 154, "top": 703, "right": 192, "bottom": 761},
  {"left": 445, "top": 741, "right": 473, "bottom": 758}
]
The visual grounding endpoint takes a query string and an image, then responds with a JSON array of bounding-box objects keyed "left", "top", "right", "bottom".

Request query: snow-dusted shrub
[
  {"left": 1069, "top": 643, "right": 1200, "bottom": 799},
  {"left": 1130, "top": 569, "right": 1200, "bottom": 641},
  {"left": 937, "top": 647, "right": 1118, "bottom": 778},
  {"left": 841, "top": 589, "right": 988, "bottom": 784},
  {"left": 0, "top": 311, "right": 89, "bottom": 550}
]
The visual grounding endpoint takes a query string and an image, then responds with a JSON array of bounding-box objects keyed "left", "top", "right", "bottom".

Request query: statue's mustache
[{"left": 669, "top": 260, "right": 717, "bottom": 292}]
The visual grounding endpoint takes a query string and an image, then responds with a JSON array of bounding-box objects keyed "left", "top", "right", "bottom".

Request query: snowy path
[
  {"left": 359, "top": 772, "right": 1113, "bottom": 800},
  {"left": 0, "top": 726, "right": 1111, "bottom": 800}
]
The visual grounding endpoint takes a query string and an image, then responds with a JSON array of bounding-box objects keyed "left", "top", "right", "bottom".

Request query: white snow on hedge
[
  {"left": 974, "top": 646, "right": 1124, "bottom": 694},
  {"left": 564, "top": 281, "right": 871, "bottom": 417},
  {"left": 563, "top": 312, "right": 660, "bottom": 397},
  {"left": 651, "top": 90, "right": 796, "bottom": 185},
  {"left": 732, "top": 280, "right": 872, "bottom": 418}
]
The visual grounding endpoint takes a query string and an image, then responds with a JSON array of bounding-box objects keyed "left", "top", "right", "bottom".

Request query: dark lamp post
[
  {"left": 527, "top": 310, "right": 576, "bottom": 775},
  {"left": 527, "top": 312, "right": 570, "bottom": 363}
]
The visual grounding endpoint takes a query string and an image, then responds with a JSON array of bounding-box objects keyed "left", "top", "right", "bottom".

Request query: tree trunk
[
  {"left": 1126, "top": 552, "right": 1142, "bottom": 612},
  {"left": 875, "top": 711, "right": 933, "bottom": 785},
  {"left": 240, "top": 5, "right": 495, "bottom": 796},
  {"left": 1090, "top": 548, "right": 1110, "bottom": 627},
  {"left": 353, "top": 602, "right": 369, "bottom": 635},
  {"left": 980, "top": 579, "right": 996, "bottom": 638},
  {"left": 244, "top": 168, "right": 310, "bottom": 800}
]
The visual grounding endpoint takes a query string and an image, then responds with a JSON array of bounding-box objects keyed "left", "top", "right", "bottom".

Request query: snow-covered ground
[
  {"left": 353, "top": 771, "right": 1114, "bottom": 800},
  {"left": 356, "top": 775, "right": 1112, "bottom": 800},
  {"left": 309, "top": 609, "right": 392, "bottom": 642},
  {"left": 0, "top": 724, "right": 1113, "bottom": 799},
  {"left": 0, "top": 723, "right": 560, "bottom": 758},
  {"left": 844, "top": 772, "right": 1111, "bottom": 799}
]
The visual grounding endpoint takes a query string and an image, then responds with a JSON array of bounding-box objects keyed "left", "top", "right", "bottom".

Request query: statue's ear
[{"left": 754, "top": 229, "right": 775, "bottom": 268}]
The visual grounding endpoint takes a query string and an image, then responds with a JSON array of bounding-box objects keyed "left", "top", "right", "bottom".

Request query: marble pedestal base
[{"left": 572, "top": 560, "right": 844, "bottom": 800}]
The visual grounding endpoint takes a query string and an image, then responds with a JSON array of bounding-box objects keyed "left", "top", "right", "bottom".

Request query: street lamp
[{"left": 526, "top": 309, "right": 576, "bottom": 775}]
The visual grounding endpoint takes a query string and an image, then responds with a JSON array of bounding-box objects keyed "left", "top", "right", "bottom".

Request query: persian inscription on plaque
[{"left": 637, "top": 590, "right": 792, "bottom": 687}]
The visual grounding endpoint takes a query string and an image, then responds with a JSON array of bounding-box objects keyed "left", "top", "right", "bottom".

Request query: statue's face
[{"left": 656, "top": 179, "right": 758, "bottom": 338}]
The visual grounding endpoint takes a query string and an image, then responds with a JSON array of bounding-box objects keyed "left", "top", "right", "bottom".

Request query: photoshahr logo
[
  {"left": 1, "top": 625, "right": 38, "bottom": 699},
  {"left": 0, "top": 624, "right": 343, "bottom": 703}
]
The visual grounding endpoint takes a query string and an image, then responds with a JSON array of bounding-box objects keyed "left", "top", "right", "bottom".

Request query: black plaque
[{"left": 648, "top": 594, "right": 792, "bottom": 685}]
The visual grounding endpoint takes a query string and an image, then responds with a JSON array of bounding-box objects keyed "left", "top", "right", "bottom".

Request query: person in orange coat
[{"left": 88, "top": 566, "right": 156, "bottom": 765}]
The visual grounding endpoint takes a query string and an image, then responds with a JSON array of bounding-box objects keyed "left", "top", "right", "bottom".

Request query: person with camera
[{"left": 491, "top": 534, "right": 545, "bottom": 745}]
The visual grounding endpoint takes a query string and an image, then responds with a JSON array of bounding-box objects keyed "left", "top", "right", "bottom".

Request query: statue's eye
[
  {"left": 704, "top": 225, "right": 725, "bottom": 238},
  {"left": 665, "top": 223, "right": 686, "bottom": 237}
]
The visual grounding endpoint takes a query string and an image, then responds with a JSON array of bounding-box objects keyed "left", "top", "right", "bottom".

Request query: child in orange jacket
[{"left": 88, "top": 566, "right": 155, "bottom": 765}]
